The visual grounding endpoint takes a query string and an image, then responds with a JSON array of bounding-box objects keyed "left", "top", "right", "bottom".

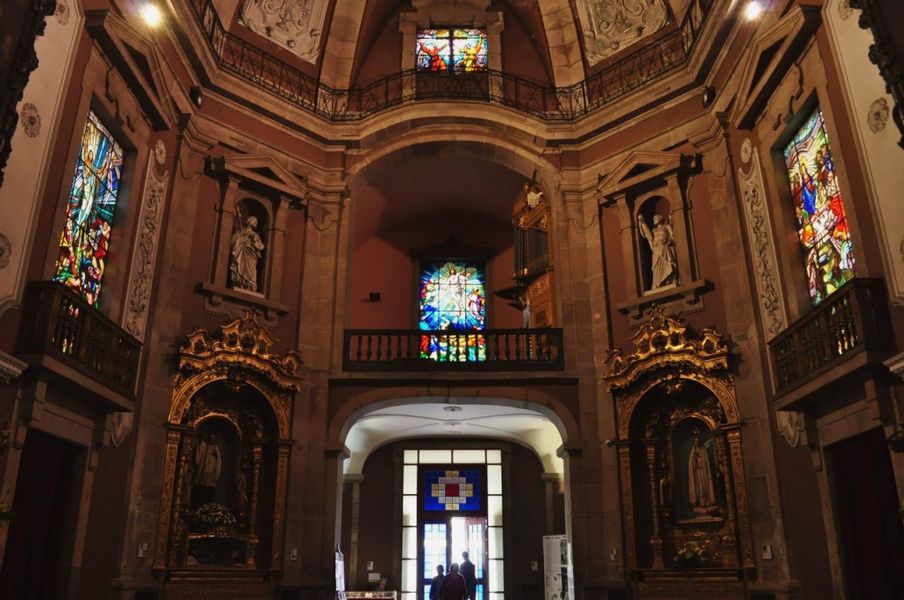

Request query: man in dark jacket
[
  {"left": 439, "top": 562, "right": 467, "bottom": 600},
  {"left": 460, "top": 551, "right": 476, "bottom": 600},
  {"left": 429, "top": 564, "right": 445, "bottom": 600}
]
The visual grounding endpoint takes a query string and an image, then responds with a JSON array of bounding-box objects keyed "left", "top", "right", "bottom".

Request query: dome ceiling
[{"left": 221, "top": 0, "right": 697, "bottom": 86}]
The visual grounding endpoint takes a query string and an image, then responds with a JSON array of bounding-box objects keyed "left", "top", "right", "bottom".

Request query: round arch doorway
[{"left": 341, "top": 400, "right": 567, "bottom": 600}]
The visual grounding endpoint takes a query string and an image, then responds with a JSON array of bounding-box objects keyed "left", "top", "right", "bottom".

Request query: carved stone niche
[
  {"left": 598, "top": 151, "right": 708, "bottom": 322},
  {"left": 604, "top": 309, "right": 755, "bottom": 600},
  {"left": 154, "top": 314, "right": 303, "bottom": 599},
  {"left": 198, "top": 154, "right": 308, "bottom": 325}
]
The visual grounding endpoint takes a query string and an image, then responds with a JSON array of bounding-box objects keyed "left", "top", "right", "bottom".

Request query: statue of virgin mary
[{"left": 687, "top": 435, "right": 717, "bottom": 513}]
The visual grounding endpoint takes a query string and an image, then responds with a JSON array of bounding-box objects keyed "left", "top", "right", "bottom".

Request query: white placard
[
  {"left": 336, "top": 549, "right": 347, "bottom": 600},
  {"left": 543, "top": 535, "right": 574, "bottom": 600}
]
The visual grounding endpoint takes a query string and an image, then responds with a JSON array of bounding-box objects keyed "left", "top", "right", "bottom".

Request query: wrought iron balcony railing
[
  {"left": 17, "top": 281, "right": 141, "bottom": 399},
  {"left": 768, "top": 278, "right": 895, "bottom": 397},
  {"left": 343, "top": 329, "right": 565, "bottom": 371},
  {"left": 187, "top": 0, "right": 713, "bottom": 121}
]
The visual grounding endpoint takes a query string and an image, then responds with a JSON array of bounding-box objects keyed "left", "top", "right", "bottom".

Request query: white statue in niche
[
  {"left": 230, "top": 215, "right": 265, "bottom": 293},
  {"left": 637, "top": 213, "right": 678, "bottom": 291}
]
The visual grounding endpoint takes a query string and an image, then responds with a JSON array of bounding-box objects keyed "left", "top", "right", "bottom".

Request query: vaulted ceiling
[{"left": 221, "top": 0, "right": 696, "bottom": 89}]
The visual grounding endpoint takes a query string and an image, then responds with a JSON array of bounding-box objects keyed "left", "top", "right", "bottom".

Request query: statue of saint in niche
[
  {"left": 229, "top": 215, "right": 265, "bottom": 293},
  {"left": 687, "top": 435, "right": 718, "bottom": 514},
  {"left": 194, "top": 433, "right": 222, "bottom": 489},
  {"left": 637, "top": 213, "right": 678, "bottom": 291}
]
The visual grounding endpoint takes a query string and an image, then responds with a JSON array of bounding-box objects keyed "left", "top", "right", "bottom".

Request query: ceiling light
[
  {"left": 140, "top": 3, "right": 163, "bottom": 27},
  {"left": 744, "top": 1, "right": 763, "bottom": 21}
]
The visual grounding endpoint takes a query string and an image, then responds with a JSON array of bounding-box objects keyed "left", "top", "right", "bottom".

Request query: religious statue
[
  {"left": 195, "top": 434, "right": 223, "bottom": 488},
  {"left": 525, "top": 183, "right": 544, "bottom": 209},
  {"left": 637, "top": 213, "right": 678, "bottom": 291},
  {"left": 229, "top": 215, "right": 265, "bottom": 292},
  {"left": 687, "top": 435, "right": 717, "bottom": 514}
]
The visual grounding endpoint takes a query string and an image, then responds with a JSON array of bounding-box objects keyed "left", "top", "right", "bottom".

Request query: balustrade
[
  {"left": 343, "top": 328, "right": 564, "bottom": 371},
  {"left": 17, "top": 281, "right": 141, "bottom": 398},
  {"left": 769, "top": 278, "right": 894, "bottom": 396}
]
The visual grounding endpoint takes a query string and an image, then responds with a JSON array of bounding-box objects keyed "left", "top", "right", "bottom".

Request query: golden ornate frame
[
  {"left": 153, "top": 314, "right": 302, "bottom": 580},
  {"left": 604, "top": 308, "right": 754, "bottom": 593}
]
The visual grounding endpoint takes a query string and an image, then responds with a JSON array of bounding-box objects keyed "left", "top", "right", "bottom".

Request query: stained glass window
[
  {"left": 416, "top": 29, "right": 488, "bottom": 73},
  {"left": 53, "top": 111, "right": 124, "bottom": 306},
  {"left": 783, "top": 108, "right": 855, "bottom": 305},
  {"left": 424, "top": 469, "right": 482, "bottom": 512},
  {"left": 418, "top": 261, "right": 487, "bottom": 361}
]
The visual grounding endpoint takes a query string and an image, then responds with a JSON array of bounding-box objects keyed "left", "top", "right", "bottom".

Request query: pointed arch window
[
  {"left": 52, "top": 111, "right": 124, "bottom": 306},
  {"left": 783, "top": 107, "right": 855, "bottom": 305}
]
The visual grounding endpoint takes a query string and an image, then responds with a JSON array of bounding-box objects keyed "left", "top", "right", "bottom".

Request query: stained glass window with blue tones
[
  {"left": 53, "top": 111, "right": 124, "bottom": 306},
  {"left": 783, "top": 108, "right": 855, "bottom": 305},
  {"left": 417, "top": 29, "right": 487, "bottom": 73},
  {"left": 424, "top": 469, "right": 482, "bottom": 512},
  {"left": 418, "top": 261, "right": 486, "bottom": 361}
]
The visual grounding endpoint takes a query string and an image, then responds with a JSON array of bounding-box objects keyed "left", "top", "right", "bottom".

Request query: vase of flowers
[
  {"left": 193, "top": 503, "right": 237, "bottom": 535},
  {"left": 673, "top": 540, "right": 715, "bottom": 568}
]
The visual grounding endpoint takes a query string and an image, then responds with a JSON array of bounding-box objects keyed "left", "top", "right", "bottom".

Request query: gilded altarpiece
[
  {"left": 605, "top": 310, "right": 754, "bottom": 599},
  {"left": 154, "top": 315, "right": 302, "bottom": 599}
]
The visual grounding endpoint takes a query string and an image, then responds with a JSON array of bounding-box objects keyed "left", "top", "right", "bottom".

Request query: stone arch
[{"left": 328, "top": 385, "right": 581, "bottom": 456}]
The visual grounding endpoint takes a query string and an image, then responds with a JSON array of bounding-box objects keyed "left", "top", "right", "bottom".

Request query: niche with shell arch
[
  {"left": 153, "top": 315, "right": 302, "bottom": 597},
  {"left": 199, "top": 154, "right": 308, "bottom": 324}
]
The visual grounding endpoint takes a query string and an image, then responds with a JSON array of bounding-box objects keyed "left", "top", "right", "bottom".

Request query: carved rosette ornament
[
  {"left": 19, "top": 103, "right": 40, "bottom": 137},
  {"left": 604, "top": 309, "right": 755, "bottom": 594},
  {"left": 154, "top": 314, "right": 302, "bottom": 592}
]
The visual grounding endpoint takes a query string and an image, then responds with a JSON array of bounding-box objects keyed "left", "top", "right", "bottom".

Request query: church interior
[{"left": 1, "top": 0, "right": 904, "bottom": 598}]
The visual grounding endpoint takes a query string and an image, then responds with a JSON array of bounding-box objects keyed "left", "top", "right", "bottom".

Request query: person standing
[
  {"left": 460, "top": 551, "right": 476, "bottom": 600},
  {"left": 439, "top": 563, "right": 467, "bottom": 600},
  {"left": 429, "top": 565, "right": 445, "bottom": 600}
]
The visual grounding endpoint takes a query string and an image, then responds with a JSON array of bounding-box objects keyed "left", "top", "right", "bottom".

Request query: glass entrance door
[{"left": 422, "top": 517, "right": 487, "bottom": 600}]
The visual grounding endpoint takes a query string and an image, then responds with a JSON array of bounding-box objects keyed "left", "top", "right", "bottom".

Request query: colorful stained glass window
[
  {"left": 416, "top": 29, "right": 488, "bottom": 73},
  {"left": 53, "top": 111, "right": 124, "bottom": 306},
  {"left": 424, "top": 469, "right": 482, "bottom": 512},
  {"left": 784, "top": 108, "right": 855, "bottom": 305},
  {"left": 418, "top": 261, "right": 487, "bottom": 361}
]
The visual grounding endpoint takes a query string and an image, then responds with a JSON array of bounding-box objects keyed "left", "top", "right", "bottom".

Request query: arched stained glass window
[
  {"left": 418, "top": 261, "right": 486, "bottom": 361},
  {"left": 53, "top": 111, "right": 124, "bottom": 306},
  {"left": 783, "top": 107, "right": 855, "bottom": 305},
  {"left": 416, "top": 29, "right": 488, "bottom": 73}
]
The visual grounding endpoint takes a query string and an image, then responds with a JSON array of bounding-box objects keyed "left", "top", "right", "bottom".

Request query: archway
[{"left": 337, "top": 395, "right": 569, "bottom": 600}]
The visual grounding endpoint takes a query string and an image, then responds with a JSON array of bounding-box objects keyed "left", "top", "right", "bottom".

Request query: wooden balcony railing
[
  {"left": 768, "top": 278, "right": 895, "bottom": 396},
  {"left": 17, "top": 281, "right": 141, "bottom": 398},
  {"left": 343, "top": 329, "right": 565, "bottom": 371}
]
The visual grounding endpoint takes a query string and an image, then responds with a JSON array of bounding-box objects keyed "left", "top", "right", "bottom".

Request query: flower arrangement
[
  {"left": 673, "top": 539, "right": 716, "bottom": 568},
  {"left": 193, "top": 503, "right": 236, "bottom": 528}
]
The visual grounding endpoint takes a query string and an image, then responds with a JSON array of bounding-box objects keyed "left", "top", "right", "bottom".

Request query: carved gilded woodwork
[
  {"left": 604, "top": 308, "right": 753, "bottom": 599},
  {"left": 154, "top": 314, "right": 302, "bottom": 599}
]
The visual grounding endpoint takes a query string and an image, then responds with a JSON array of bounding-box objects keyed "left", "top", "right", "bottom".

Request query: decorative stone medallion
[
  {"left": 240, "top": 0, "right": 330, "bottom": 64},
  {"left": 55, "top": 0, "right": 70, "bottom": 26},
  {"left": 576, "top": 0, "right": 669, "bottom": 65},
  {"left": 20, "top": 103, "right": 41, "bottom": 138},
  {"left": 0, "top": 233, "right": 11, "bottom": 270},
  {"left": 740, "top": 138, "right": 753, "bottom": 165},
  {"left": 110, "top": 412, "right": 134, "bottom": 447},
  {"left": 867, "top": 97, "right": 890, "bottom": 133},
  {"left": 154, "top": 139, "right": 166, "bottom": 165}
]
